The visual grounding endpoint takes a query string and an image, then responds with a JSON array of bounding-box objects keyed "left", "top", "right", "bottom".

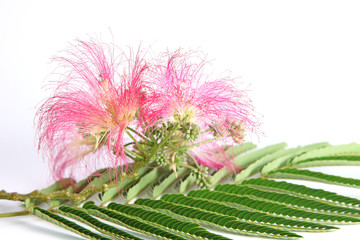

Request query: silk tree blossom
[
  {"left": 37, "top": 39, "right": 148, "bottom": 180},
  {"left": 144, "top": 50, "right": 258, "bottom": 154}
]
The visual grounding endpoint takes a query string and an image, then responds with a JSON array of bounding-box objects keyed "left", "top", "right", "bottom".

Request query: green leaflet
[
  {"left": 126, "top": 167, "right": 167, "bottom": 201},
  {"left": 83, "top": 201, "right": 186, "bottom": 240},
  {"left": 224, "top": 142, "right": 257, "bottom": 159},
  {"left": 108, "top": 202, "right": 230, "bottom": 240},
  {"left": 134, "top": 198, "right": 302, "bottom": 239},
  {"left": 267, "top": 168, "right": 360, "bottom": 189},
  {"left": 188, "top": 189, "right": 360, "bottom": 224},
  {"left": 292, "top": 155, "right": 360, "bottom": 168},
  {"left": 235, "top": 147, "right": 301, "bottom": 183},
  {"left": 33, "top": 207, "right": 111, "bottom": 240},
  {"left": 210, "top": 143, "right": 287, "bottom": 188},
  {"left": 242, "top": 178, "right": 360, "bottom": 208},
  {"left": 101, "top": 178, "right": 134, "bottom": 204},
  {"left": 261, "top": 142, "right": 330, "bottom": 175},
  {"left": 102, "top": 165, "right": 150, "bottom": 203},
  {"left": 160, "top": 193, "right": 337, "bottom": 232},
  {"left": 215, "top": 184, "right": 360, "bottom": 217},
  {"left": 179, "top": 173, "right": 197, "bottom": 194},
  {"left": 152, "top": 167, "right": 189, "bottom": 198},
  {"left": 58, "top": 206, "right": 143, "bottom": 240},
  {"left": 232, "top": 143, "right": 287, "bottom": 167},
  {"left": 290, "top": 143, "right": 360, "bottom": 168},
  {"left": 291, "top": 143, "right": 360, "bottom": 164}
]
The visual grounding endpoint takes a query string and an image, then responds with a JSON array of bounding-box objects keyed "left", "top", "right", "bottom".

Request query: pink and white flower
[
  {"left": 37, "top": 39, "right": 148, "bottom": 180},
  {"left": 143, "top": 50, "right": 259, "bottom": 169}
]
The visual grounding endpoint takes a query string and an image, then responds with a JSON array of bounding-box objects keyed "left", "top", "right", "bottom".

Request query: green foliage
[
  {"left": 33, "top": 207, "right": 111, "bottom": 240},
  {"left": 83, "top": 202, "right": 186, "bottom": 240},
  {"left": 107, "top": 202, "right": 230, "bottom": 240},
  {"left": 210, "top": 143, "right": 286, "bottom": 188},
  {"left": 4, "top": 142, "right": 360, "bottom": 240},
  {"left": 260, "top": 142, "right": 329, "bottom": 175},
  {"left": 267, "top": 168, "right": 360, "bottom": 188},
  {"left": 242, "top": 178, "right": 360, "bottom": 208},
  {"left": 126, "top": 167, "right": 167, "bottom": 201},
  {"left": 58, "top": 205, "right": 143, "bottom": 240},
  {"left": 215, "top": 184, "right": 360, "bottom": 217},
  {"left": 134, "top": 198, "right": 301, "bottom": 239},
  {"left": 152, "top": 167, "right": 190, "bottom": 198},
  {"left": 160, "top": 193, "right": 337, "bottom": 232},
  {"left": 188, "top": 189, "right": 360, "bottom": 223}
]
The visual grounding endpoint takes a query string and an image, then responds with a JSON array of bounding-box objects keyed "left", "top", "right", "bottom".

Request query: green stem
[
  {"left": 182, "top": 151, "right": 201, "bottom": 169},
  {"left": 164, "top": 136, "right": 224, "bottom": 155},
  {"left": 176, "top": 162, "right": 197, "bottom": 171},
  {"left": 125, "top": 152, "right": 137, "bottom": 161},
  {"left": 0, "top": 210, "right": 30, "bottom": 218},
  {"left": 126, "top": 127, "right": 151, "bottom": 143},
  {"left": 124, "top": 148, "right": 144, "bottom": 160},
  {"left": 0, "top": 170, "right": 140, "bottom": 205},
  {"left": 124, "top": 141, "right": 150, "bottom": 148},
  {"left": 187, "top": 136, "right": 223, "bottom": 148},
  {"left": 168, "top": 138, "right": 183, "bottom": 144},
  {"left": 166, "top": 142, "right": 201, "bottom": 170},
  {"left": 124, "top": 142, "right": 136, "bottom": 147}
]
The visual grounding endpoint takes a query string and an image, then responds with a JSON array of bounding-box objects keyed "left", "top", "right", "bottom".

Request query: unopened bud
[{"left": 180, "top": 122, "right": 200, "bottom": 142}]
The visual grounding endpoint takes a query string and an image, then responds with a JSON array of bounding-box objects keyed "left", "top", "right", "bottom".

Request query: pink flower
[
  {"left": 144, "top": 50, "right": 258, "bottom": 145},
  {"left": 37, "top": 39, "right": 148, "bottom": 180}
]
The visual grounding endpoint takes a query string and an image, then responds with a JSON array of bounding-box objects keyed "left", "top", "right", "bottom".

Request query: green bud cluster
[
  {"left": 180, "top": 122, "right": 200, "bottom": 142},
  {"left": 154, "top": 152, "right": 168, "bottom": 166},
  {"left": 145, "top": 122, "right": 175, "bottom": 140},
  {"left": 174, "top": 152, "right": 186, "bottom": 163},
  {"left": 191, "top": 166, "right": 210, "bottom": 189}
]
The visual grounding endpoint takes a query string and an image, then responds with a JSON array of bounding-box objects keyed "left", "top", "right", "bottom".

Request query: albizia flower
[
  {"left": 145, "top": 50, "right": 257, "bottom": 139},
  {"left": 37, "top": 39, "right": 148, "bottom": 180},
  {"left": 143, "top": 50, "right": 259, "bottom": 169}
]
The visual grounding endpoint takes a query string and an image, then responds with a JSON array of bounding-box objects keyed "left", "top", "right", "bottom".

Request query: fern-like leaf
[
  {"left": 58, "top": 205, "right": 144, "bottom": 240},
  {"left": 210, "top": 143, "right": 287, "bottom": 188},
  {"left": 179, "top": 173, "right": 197, "bottom": 194},
  {"left": 83, "top": 201, "right": 187, "bottom": 240},
  {"left": 235, "top": 147, "right": 300, "bottom": 183},
  {"left": 101, "top": 166, "right": 150, "bottom": 204},
  {"left": 215, "top": 184, "right": 360, "bottom": 217},
  {"left": 260, "top": 142, "right": 330, "bottom": 175},
  {"left": 152, "top": 167, "right": 189, "bottom": 198},
  {"left": 107, "top": 202, "right": 231, "bottom": 240},
  {"left": 289, "top": 143, "right": 360, "bottom": 168},
  {"left": 134, "top": 198, "right": 302, "bottom": 239},
  {"left": 242, "top": 178, "right": 360, "bottom": 208},
  {"left": 126, "top": 167, "right": 167, "bottom": 201},
  {"left": 224, "top": 142, "right": 258, "bottom": 159},
  {"left": 267, "top": 168, "right": 360, "bottom": 188},
  {"left": 188, "top": 189, "right": 360, "bottom": 224},
  {"left": 160, "top": 193, "right": 337, "bottom": 232},
  {"left": 33, "top": 207, "right": 111, "bottom": 240}
]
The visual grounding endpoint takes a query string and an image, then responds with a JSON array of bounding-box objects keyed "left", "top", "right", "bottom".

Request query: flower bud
[{"left": 180, "top": 122, "right": 200, "bottom": 142}]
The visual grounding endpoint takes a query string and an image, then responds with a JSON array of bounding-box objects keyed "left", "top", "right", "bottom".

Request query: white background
[{"left": 0, "top": 0, "right": 360, "bottom": 239}]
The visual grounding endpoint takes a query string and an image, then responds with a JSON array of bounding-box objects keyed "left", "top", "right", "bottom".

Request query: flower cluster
[{"left": 37, "top": 39, "right": 259, "bottom": 183}]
